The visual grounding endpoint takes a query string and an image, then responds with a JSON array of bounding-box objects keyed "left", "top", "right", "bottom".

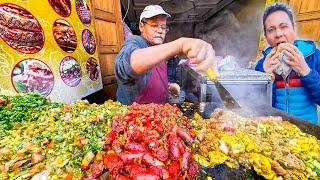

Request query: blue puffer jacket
[{"left": 255, "top": 40, "right": 320, "bottom": 125}]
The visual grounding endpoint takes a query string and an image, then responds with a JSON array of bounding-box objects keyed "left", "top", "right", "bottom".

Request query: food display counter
[{"left": 0, "top": 93, "right": 319, "bottom": 179}]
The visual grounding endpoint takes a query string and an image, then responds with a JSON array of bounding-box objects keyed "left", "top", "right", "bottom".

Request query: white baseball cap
[{"left": 140, "top": 5, "right": 171, "bottom": 22}]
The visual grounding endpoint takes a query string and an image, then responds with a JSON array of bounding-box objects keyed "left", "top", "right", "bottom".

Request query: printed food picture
[
  {"left": 48, "top": 0, "right": 71, "bottom": 17},
  {"left": 76, "top": 0, "right": 91, "bottom": 26},
  {"left": 53, "top": 19, "right": 77, "bottom": 53},
  {"left": 11, "top": 59, "right": 54, "bottom": 96},
  {"left": 0, "top": 3, "right": 44, "bottom": 54},
  {"left": 86, "top": 57, "right": 100, "bottom": 81},
  {"left": 60, "top": 56, "right": 81, "bottom": 87},
  {"left": 0, "top": 0, "right": 102, "bottom": 102},
  {"left": 82, "top": 29, "right": 96, "bottom": 54}
]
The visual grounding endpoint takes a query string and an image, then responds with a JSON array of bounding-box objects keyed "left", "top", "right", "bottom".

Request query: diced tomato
[
  {"left": 0, "top": 98, "right": 5, "bottom": 105},
  {"left": 81, "top": 151, "right": 95, "bottom": 169},
  {"left": 168, "top": 161, "right": 180, "bottom": 178},
  {"left": 104, "top": 131, "right": 117, "bottom": 145},
  {"left": 31, "top": 152, "right": 43, "bottom": 164},
  {"left": 75, "top": 135, "right": 87, "bottom": 148},
  {"left": 188, "top": 129, "right": 196, "bottom": 138},
  {"left": 63, "top": 172, "right": 74, "bottom": 180},
  {"left": 103, "top": 153, "right": 124, "bottom": 175},
  {"left": 12, "top": 160, "right": 26, "bottom": 171},
  {"left": 81, "top": 164, "right": 90, "bottom": 171},
  {"left": 91, "top": 160, "right": 104, "bottom": 178},
  {"left": 47, "top": 141, "right": 55, "bottom": 149}
]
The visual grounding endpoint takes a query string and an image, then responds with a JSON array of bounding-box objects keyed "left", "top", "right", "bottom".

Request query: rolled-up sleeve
[{"left": 115, "top": 36, "right": 148, "bottom": 84}]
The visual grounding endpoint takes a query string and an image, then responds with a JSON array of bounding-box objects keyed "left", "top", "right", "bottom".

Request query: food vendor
[
  {"left": 114, "top": 5, "right": 217, "bottom": 105},
  {"left": 255, "top": 3, "right": 320, "bottom": 125}
]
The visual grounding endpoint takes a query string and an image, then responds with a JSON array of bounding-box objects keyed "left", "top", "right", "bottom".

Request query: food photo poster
[{"left": 0, "top": 0, "right": 102, "bottom": 103}]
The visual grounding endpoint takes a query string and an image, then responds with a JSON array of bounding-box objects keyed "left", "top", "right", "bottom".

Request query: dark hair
[{"left": 263, "top": 3, "right": 295, "bottom": 33}]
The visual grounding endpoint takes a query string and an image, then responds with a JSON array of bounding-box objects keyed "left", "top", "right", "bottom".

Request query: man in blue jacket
[{"left": 255, "top": 3, "right": 320, "bottom": 125}]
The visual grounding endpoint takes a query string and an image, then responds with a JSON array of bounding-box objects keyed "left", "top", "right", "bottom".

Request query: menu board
[{"left": 0, "top": 0, "right": 102, "bottom": 103}]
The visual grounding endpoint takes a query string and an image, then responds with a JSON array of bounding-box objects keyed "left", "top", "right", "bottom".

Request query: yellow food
[{"left": 192, "top": 108, "right": 320, "bottom": 179}]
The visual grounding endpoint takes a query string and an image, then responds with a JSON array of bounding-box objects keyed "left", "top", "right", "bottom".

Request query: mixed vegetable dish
[{"left": 0, "top": 93, "right": 319, "bottom": 179}]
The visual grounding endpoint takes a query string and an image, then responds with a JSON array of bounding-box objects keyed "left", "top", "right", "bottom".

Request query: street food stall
[{"left": 0, "top": 0, "right": 319, "bottom": 179}]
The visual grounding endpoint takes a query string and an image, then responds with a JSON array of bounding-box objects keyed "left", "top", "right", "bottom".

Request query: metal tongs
[{"left": 206, "top": 68, "right": 240, "bottom": 109}]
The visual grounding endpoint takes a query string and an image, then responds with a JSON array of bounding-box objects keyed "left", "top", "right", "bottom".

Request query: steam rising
[{"left": 196, "top": 0, "right": 265, "bottom": 67}]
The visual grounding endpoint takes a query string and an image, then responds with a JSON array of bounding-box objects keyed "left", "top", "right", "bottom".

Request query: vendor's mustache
[{"left": 154, "top": 36, "right": 164, "bottom": 40}]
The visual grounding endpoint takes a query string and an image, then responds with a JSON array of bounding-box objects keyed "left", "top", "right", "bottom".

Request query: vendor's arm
[{"left": 131, "top": 37, "right": 217, "bottom": 74}]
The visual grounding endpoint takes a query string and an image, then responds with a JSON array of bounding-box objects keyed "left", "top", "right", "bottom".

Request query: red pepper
[
  {"left": 118, "top": 152, "right": 144, "bottom": 164},
  {"left": 168, "top": 134, "right": 180, "bottom": 161},
  {"left": 141, "top": 118, "right": 152, "bottom": 128},
  {"left": 91, "top": 160, "right": 104, "bottom": 178},
  {"left": 181, "top": 149, "right": 191, "bottom": 172},
  {"left": 127, "top": 164, "right": 147, "bottom": 177},
  {"left": 170, "top": 124, "right": 178, "bottom": 134},
  {"left": 142, "top": 153, "right": 164, "bottom": 167},
  {"left": 176, "top": 138, "right": 186, "bottom": 154},
  {"left": 148, "top": 166, "right": 162, "bottom": 177},
  {"left": 124, "top": 142, "right": 147, "bottom": 153},
  {"left": 187, "top": 160, "right": 199, "bottom": 178},
  {"left": 152, "top": 148, "right": 168, "bottom": 162},
  {"left": 177, "top": 128, "right": 193, "bottom": 144}
]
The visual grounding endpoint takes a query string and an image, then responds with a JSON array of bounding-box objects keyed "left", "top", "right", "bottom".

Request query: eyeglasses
[
  {"left": 143, "top": 21, "right": 169, "bottom": 33},
  {"left": 265, "top": 24, "right": 290, "bottom": 35}
]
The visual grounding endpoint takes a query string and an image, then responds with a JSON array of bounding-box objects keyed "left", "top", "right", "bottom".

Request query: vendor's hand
[
  {"left": 279, "top": 43, "right": 310, "bottom": 76},
  {"left": 180, "top": 38, "right": 218, "bottom": 74},
  {"left": 168, "top": 83, "right": 180, "bottom": 97},
  {"left": 263, "top": 48, "right": 281, "bottom": 76}
]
